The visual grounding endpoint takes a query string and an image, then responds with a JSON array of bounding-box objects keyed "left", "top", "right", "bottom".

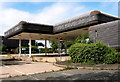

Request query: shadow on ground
[{"left": 0, "top": 59, "right": 28, "bottom": 66}]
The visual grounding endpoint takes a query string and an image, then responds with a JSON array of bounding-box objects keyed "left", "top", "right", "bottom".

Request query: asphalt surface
[
  {"left": 56, "top": 62, "right": 120, "bottom": 70},
  {"left": 1, "top": 56, "right": 120, "bottom": 81},
  {"left": 2, "top": 69, "right": 120, "bottom": 81}
]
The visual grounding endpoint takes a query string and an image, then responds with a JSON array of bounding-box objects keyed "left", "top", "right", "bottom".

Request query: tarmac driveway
[
  {"left": 3, "top": 69, "right": 120, "bottom": 81},
  {"left": 0, "top": 60, "right": 63, "bottom": 78}
]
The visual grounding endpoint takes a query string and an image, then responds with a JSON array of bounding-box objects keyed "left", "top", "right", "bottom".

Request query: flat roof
[{"left": 4, "top": 10, "right": 120, "bottom": 40}]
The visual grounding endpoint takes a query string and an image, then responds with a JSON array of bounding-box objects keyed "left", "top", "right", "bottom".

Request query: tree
[
  {"left": 38, "top": 43, "right": 44, "bottom": 47},
  {"left": 1, "top": 45, "right": 7, "bottom": 54},
  {"left": 35, "top": 41, "right": 44, "bottom": 47},
  {"left": 66, "top": 40, "right": 74, "bottom": 48},
  {"left": 2, "top": 44, "right": 7, "bottom": 52},
  {"left": 49, "top": 41, "right": 58, "bottom": 52},
  {"left": 49, "top": 32, "right": 92, "bottom": 52},
  {"left": 74, "top": 32, "right": 92, "bottom": 44}
]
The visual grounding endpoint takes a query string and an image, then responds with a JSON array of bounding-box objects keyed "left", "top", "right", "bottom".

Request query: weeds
[
  {"left": 39, "top": 58, "right": 43, "bottom": 61},
  {"left": 55, "top": 58, "right": 60, "bottom": 63},
  {"left": 51, "top": 70, "right": 54, "bottom": 72},
  {"left": 83, "top": 67, "right": 86, "bottom": 69},
  {"left": 100, "top": 68, "right": 104, "bottom": 70},
  {"left": 59, "top": 69, "right": 64, "bottom": 71},
  {"left": 92, "top": 67, "right": 96, "bottom": 70},
  {"left": 73, "top": 66, "right": 78, "bottom": 69},
  {"left": 22, "top": 74, "right": 26, "bottom": 76},
  {"left": 8, "top": 75, "right": 12, "bottom": 78},
  {"left": 65, "top": 66, "right": 74, "bottom": 70},
  {"left": 32, "top": 59, "right": 38, "bottom": 62},
  {"left": 44, "top": 71, "right": 47, "bottom": 73},
  {"left": 45, "top": 60, "right": 48, "bottom": 63},
  {"left": 34, "top": 60, "right": 38, "bottom": 62}
]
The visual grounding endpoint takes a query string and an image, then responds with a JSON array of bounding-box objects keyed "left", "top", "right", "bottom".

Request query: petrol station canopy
[{"left": 4, "top": 10, "right": 119, "bottom": 41}]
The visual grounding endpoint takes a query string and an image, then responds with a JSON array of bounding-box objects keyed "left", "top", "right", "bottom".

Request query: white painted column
[
  {"left": 19, "top": 39, "right": 21, "bottom": 56},
  {"left": 29, "top": 39, "right": 32, "bottom": 58},
  {"left": 45, "top": 39, "right": 47, "bottom": 55}
]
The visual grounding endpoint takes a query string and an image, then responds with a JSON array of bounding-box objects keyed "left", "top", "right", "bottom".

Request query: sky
[{"left": 0, "top": 1, "right": 119, "bottom": 47}]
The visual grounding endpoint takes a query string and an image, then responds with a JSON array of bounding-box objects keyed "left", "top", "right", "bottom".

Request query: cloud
[
  {"left": 0, "top": 7, "right": 32, "bottom": 36},
  {"left": 0, "top": 0, "right": 119, "bottom": 2},
  {"left": 31, "top": 3, "right": 88, "bottom": 24},
  {"left": 0, "top": 2, "right": 88, "bottom": 36}
]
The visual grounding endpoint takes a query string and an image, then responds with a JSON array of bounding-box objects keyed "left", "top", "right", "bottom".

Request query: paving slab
[{"left": 0, "top": 62, "right": 63, "bottom": 78}]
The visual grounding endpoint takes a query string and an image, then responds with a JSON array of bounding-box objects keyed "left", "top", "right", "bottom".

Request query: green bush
[
  {"left": 68, "top": 41, "right": 118, "bottom": 64},
  {"left": 2, "top": 51, "right": 7, "bottom": 54},
  {"left": 39, "top": 48, "right": 45, "bottom": 53},
  {"left": 115, "top": 52, "right": 120, "bottom": 63},
  {"left": 1, "top": 45, "right": 8, "bottom": 54},
  {"left": 40, "top": 48, "right": 56, "bottom": 53},
  {"left": 17, "top": 46, "right": 39, "bottom": 54},
  {"left": 47, "top": 48, "right": 53, "bottom": 53},
  {"left": 32, "top": 51, "right": 37, "bottom": 53}
]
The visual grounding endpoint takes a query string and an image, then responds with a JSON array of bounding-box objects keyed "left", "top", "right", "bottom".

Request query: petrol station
[{"left": 4, "top": 10, "right": 120, "bottom": 57}]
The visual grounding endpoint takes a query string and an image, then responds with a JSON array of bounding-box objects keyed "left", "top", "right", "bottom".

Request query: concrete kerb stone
[
  {"left": 53, "top": 63, "right": 120, "bottom": 70},
  {"left": 53, "top": 63, "right": 66, "bottom": 68}
]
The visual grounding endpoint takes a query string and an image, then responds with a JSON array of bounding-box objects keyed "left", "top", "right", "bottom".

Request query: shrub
[
  {"left": 32, "top": 51, "right": 37, "bottom": 53},
  {"left": 2, "top": 51, "right": 7, "bottom": 54},
  {"left": 115, "top": 52, "right": 120, "bottom": 63},
  {"left": 65, "top": 66, "right": 74, "bottom": 69},
  {"left": 1, "top": 45, "right": 8, "bottom": 54},
  {"left": 17, "top": 46, "right": 39, "bottom": 54},
  {"left": 39, "top": 48, "right": 55, "bottom": 53},
  {"left": 68, "top": 41, "right": 118, "bottom": 64},
  {"left": 40, "top": 48, "right": 45, "bottom": 53},
  {"left": 47, "top": 48, "right": 54, "bottom": 53}
]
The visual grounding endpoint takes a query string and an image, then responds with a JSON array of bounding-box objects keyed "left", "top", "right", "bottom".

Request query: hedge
[
  {"left": 1, "top": 51, "right": 7, "bottom": 54},
  {"left": 68, "top": 41, "right": 119, "bottom": 64},
  {"left": 40, "top": 48, "right": 57, "bottom": 53},
  {"left": 17, "top": 46, "right": 39, "bottom": 54}
]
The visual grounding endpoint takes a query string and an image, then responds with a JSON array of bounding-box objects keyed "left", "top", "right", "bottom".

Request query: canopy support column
[
  {"left": 29, "top": 39, "right": 32, "bottom": 58},
  {"left": 45, "top": 39, "right": 47, "bottom": 55},
  {"left": 19, "top": 39, "right": 21, "bottom": 56}
]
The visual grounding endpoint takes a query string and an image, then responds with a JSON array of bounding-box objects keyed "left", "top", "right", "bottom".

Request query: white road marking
[
  {"left": 2, "top": 65, "right": 10, "bottom": 68},
  {"left": 14, "top": 66, "right": 18, "bottom": 68},
  {"left": 14, "top": 70, "right": 24, "bottom": 74},
  {"left": 14, "top": 69, "right": 39, "bottom": 80},
  {"left": 62, "top": 73, "right": 72, "bottom": 76},
  {"left": 28, "top": 75, "right": 39, "bottom": 80},
  {"left": 95, "top": 70, "right": 110, "bottom": 73}
]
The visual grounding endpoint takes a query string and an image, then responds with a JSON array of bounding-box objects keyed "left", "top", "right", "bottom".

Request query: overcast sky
[{"left": 0, "top": 1, "right": 118, "bottom": 47}]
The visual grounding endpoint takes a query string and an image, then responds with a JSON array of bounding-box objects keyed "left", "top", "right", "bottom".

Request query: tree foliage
[
  {"left": 50, "top": 32, "right": 92, "bottom": 51},
  {"left": 49, "top": 41, "right": 59, "bottom": 52}
]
